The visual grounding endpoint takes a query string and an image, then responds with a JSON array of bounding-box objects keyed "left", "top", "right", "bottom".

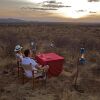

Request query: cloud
[
  {"left": 21, "top": 0, "right": 71, "bottom": 12},
  {"left": 89, "top": 11, "right": 96, "bottom": 13},
  {"left": 88, "top": 0, "right": 100, "bottom": 2},
  {"left": 21, "top": 7, "right": 58, "bottom": 11},
  {"left": 41, "top": 0, "right": 71, "bottom": 8}
]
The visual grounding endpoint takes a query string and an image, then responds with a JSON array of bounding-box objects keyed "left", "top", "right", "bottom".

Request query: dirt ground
[{"left": 0, "top": 62, "right": 100, "bottom": 100}]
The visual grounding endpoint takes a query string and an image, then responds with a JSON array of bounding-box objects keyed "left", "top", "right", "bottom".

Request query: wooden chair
[
  {"left": 21, "top": 64, "right": 48, "bottom": 89},
  {"left": 17, "top": 60, "right": 22, "bottom": 77}
]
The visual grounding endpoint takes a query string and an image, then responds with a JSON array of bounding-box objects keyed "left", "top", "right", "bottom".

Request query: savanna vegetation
[{"left": 0, "top": 22, "right": 100, "bottom": 100}]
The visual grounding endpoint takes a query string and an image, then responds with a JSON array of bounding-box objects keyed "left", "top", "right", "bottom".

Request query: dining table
[{"left": 35, "top": 53, "right": 64, "bottom": 77}]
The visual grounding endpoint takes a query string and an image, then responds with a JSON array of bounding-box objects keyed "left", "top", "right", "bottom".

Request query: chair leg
[
  {"left": 22, "top": 70, "right": 25, "bottom": 84},
  {"left": 22, "top": 75, "right": 24, "bottom": 84},
  {"left": 45, "top": 73, "right": 47, "bottom": 88},
  {"left": 43, "top": 72, "right": 47, "bottom": 89},
  {"left": 18, "top": 67, "right": 19, "bottom": 77},
  {"left": 32, "top": 77, "right": 35, "bottom": 89}
]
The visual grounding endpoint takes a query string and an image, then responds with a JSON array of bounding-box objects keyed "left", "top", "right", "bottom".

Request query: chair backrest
[
  {"left": 22, "top": 64, "right": 32, "bottom": 72},
  {"left": 17, "top": 60, "right": 22, "bottom": 67}
]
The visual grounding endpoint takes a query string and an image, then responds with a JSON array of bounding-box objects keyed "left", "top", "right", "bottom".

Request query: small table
[{"left": 35, "top": 53, "right": 64, "bottom": 77}]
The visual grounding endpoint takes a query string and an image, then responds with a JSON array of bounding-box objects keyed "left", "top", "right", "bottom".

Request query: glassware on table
[{"left": 38, "top": 52, "right": 44, "bottom": 57}]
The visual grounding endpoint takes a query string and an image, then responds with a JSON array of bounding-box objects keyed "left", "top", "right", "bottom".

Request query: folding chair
[{"left": 21, "top": 64, "right": 48, "bottom": 89}]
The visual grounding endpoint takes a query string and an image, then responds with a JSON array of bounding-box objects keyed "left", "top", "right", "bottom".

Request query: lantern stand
[{"left": 73, "top": 48, "right": 86, "bottom": 93}]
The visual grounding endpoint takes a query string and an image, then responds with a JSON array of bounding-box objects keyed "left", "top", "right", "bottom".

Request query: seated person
[
  {"left": 22, "top": 49, "right": 49, "bottom": 78},
  {"left": 14, "top": 45, "right": 23, "bottom": 65}
]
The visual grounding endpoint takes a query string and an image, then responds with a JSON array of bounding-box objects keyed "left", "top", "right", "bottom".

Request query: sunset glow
[
  {"left": 0, "top": 0, "right": 100, "bottom": 22},
  {"left": 23, "top": 0, "right": 100, "bottom": 19}
]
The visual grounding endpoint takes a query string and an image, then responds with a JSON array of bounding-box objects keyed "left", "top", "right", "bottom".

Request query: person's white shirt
[
  {"left": 16, "top": 53, "right": 23, "bottom": 61},
  {"left": 22, "top": 57, "right": 38, "bottom": 78}
]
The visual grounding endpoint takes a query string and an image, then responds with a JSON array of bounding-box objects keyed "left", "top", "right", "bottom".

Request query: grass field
[{"left": 0, "top": 22, "right": 100, "bottom": 100}]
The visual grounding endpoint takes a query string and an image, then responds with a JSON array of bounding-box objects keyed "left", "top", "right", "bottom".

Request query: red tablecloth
[{"left": 35, "top": 53, "right": 64, "bottom": 77}]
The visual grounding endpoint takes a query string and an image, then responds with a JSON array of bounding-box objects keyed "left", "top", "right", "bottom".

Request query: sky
[{"left": 0, "top": 0, "right": 100, "bottom": 22}]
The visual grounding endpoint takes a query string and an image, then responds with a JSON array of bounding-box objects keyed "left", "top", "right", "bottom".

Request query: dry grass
[{"left": 0, "top": 22, "right": 100, "bottom": 100}]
